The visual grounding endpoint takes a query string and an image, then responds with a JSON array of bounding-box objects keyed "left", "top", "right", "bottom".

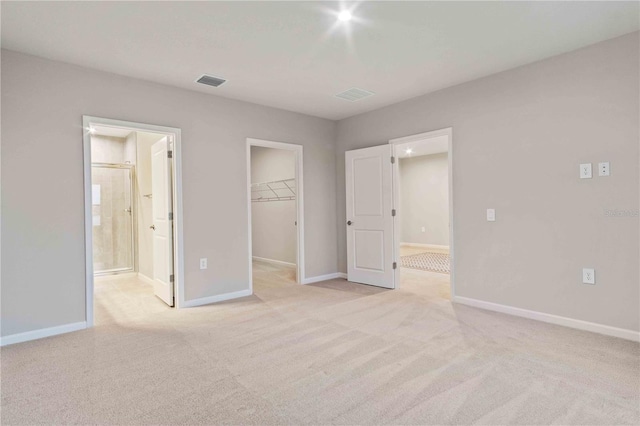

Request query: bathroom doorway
[{"left": 83, "top": 116, "right": 184, "bottom": 327}]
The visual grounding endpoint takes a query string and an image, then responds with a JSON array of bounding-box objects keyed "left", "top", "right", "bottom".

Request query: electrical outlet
[
  {"left": 421, "top": 226, "right": 425, "bottom": 233},
  {"left": 580, "top": 163, "right": 592, "bottom": 179},
  {"left": 200, "top": 258, "right": 208, "bottom": 270},
  {"left": 487, "top": 209, "right": 496, "bottom": 222},
  {"left": 598, "top": 162, "right": 610, "bottom": 176},
  {"left": 582, "top": 268, "right": 595, "bottom": 285}
]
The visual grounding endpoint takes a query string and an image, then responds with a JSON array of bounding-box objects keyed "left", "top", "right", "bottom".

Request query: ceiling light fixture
[{"left": 338, "top": 10, "right": 352, "bottom": 22}]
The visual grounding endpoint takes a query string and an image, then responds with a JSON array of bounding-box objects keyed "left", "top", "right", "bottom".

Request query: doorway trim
[
  {"left": 83, "top": 116, "right": 185, "bottom": 327},
  {"left": 389, "top": 127, "right": 455, "bottom": 297},
  {"left": 246, "top": 138, "right": 305, "bottom": 292}
]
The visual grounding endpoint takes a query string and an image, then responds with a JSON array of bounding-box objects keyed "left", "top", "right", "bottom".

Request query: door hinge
[
  {"left": 167, "top": 150, "right": 173, "bottom": 159},
  {"left": 170, "top": 274, "right": 174, "bottom": 282},
  {"left": 392, "top": 209, "right": 396, "bottom": 217},
  {"left": 169, "top": 212, "right": 173, "bottom": 220},
  {"left": 391, "top": 156, "right": 395, "bottom": 164},
  {"left": 393, "top": 262, "right": 397, "bottom": 270}
]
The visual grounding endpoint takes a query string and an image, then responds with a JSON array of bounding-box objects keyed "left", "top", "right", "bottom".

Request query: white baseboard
[
  {"left": 453, "top": 296, "right": 640, "bottom": 342},
  {"left": 302, "top": 272, "right": 347, "bottom": 285},
  {"left": 0, "top": 321, "right": 87, "bottom": 347},
  {"left": 137, "top": 273, "right": 154, "bottom": 285},
  {"left": 252, "top": 256, "right": 296, "bottom": 268},
  {"left": 183, "top": 289, "right": 252, "bottom": 308},
  {"left": 401, "top": 242, "right": 449, "bottom": 251}
]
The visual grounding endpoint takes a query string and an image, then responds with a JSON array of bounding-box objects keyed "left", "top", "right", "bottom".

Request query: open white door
[
  {"left": 151, "top": 136, "right": 174, "bottom": 306},
  {"left": 345, "top": 145, "right": 395, "bottom": 289}
]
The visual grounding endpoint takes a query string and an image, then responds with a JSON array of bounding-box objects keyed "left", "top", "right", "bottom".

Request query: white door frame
[
  {"left": 246, "top": 138, "right": 305, "bottom": 291},
  {"left": 389, "top": 127, "right": 455, "bottom": 297},
  {"left": 83, "top": 116, "right": 185, "bottom": 326}
]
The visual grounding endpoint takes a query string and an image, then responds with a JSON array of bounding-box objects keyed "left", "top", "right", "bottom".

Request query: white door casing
[
  {"left": 151, "top": 136, "right": 174, "bottom": 306},
  {"left": 345, "top": 145, "right": 395, "bottom": 289}
]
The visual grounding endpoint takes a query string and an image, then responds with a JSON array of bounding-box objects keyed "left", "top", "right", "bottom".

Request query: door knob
[
  {"left": 347, "top": 220, "right": 353, "bottom": 226},
  {"left": 150, "top": 225, "right": 156, "bottom": 230}
]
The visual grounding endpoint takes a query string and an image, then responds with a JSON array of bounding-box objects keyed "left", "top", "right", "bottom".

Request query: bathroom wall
[
  {"left": 91, "top": 135, "right": 126, "bottom": 163},
  {"left": 90, "top": 136, "right": 133, "bottom": 272}
]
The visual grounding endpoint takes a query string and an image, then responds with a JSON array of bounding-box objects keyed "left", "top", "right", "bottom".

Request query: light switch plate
[
  {"left": 598, "top": 162, "right": 610, "bottom": 176},
  {"left": 487, "top": 209, "right": 496, "bottom": 222},
  {"left": 580, "top": 163, "right": 592, "bottom": 179},
  {"left": 200, "top": 258, "right": 208, "bottom": 270},
  {"left": 582, "top": 268, "right": 595, "bottom": 285}
]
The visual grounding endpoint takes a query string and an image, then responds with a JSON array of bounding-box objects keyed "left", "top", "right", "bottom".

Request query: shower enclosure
[{"left": 91, "top": 163, "right": 135, "bottom": 275}]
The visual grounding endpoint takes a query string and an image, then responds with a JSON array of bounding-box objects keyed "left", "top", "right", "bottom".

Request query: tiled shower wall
[{"left": 91, "top": 136, "right": 133, "bottom": 273}]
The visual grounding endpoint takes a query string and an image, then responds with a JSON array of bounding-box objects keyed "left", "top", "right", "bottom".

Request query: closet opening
[
  {"left": 246, "top": 138, "right": 305, "bottom": 291},
  {"left": 83, "top": 116, "right": 184, "bottom": 327}
]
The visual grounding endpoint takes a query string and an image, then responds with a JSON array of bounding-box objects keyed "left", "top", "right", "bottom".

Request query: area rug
[{"left": 400, "top": 251, "right": 450, "bottom": 274}]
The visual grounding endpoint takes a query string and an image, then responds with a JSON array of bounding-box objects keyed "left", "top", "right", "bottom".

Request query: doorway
[
  {"left": 246, "top": 138, "right": 304, "bottom": 291},
  {"left": 390, "top": 129, "right": 453, "bottom": 298},
  {"left": 344, "top": 127, "right": 454, "bottom": 296},
  {"left": 83, "top": 116, "right": 184, "bottom": 326}
]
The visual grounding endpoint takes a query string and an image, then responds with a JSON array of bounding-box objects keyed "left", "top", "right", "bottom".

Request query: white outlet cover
[
  {"left": 580, "top": 163, "right": 592, "bottom": 179},
  {"left": 200, "top": 258, "right": 208, "bottom": 270},
  {"left": 487, "top": 209, "right": 496, "bottom": 222},
  {"left": 582, "top": 268, "right": 595, "bottom": 285},
  {"left": 421, "top": 226, "right": 426, "bottom": 233},
  {"left": 598, "top": 162, "right": 610, "bottom": 176}
]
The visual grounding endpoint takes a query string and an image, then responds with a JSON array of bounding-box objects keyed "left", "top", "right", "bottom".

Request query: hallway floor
[{"left": 1, "top": 265, "right": 638, "bottom": 425}]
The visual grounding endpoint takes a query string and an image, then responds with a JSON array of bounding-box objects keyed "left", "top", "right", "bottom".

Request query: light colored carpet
[
  {"left": 1, "top": 262, "right": 639, "bottom": 425},
  {"left": 400, "top": 251, "right": 450, "bottom": 274}
]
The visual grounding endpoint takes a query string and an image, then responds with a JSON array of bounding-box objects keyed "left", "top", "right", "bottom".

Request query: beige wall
[
  {"left": 91, "top": 135, "right": 126, "bottom": 163},
  {"left": 251, "top": 146, "right": 297, "bottom": 264},
  {"left": 1, "top": 32, "right": 638, "bottom": 339},
  {"left": 1, "top": 49, "right": 337, "bottom": 337},
  {"left": 336, "top": 33, "right": 639, "bottom": 332},
  {"left": 399, "top": 153, "right": 449, "bottom": 246}
]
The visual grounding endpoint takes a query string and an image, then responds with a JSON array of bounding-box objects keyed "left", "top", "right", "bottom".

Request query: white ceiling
[
  {"left": 2, "top": 2, "right": 638, "bottom": 120},
  {"left": 397, "top": 135, "right": 448, "bottom": 159}
]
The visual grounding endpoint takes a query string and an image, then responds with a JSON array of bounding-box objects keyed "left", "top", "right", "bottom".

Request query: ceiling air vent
[
  {"left": 335, "top": 87, "right": 375, "bottom": 102},
  {"left": 196, "top": 74, "right": 227, "bottom": 87}
]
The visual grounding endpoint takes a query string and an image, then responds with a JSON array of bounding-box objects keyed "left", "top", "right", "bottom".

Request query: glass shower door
[{"left": 92, "top": 164, "right": 134, "bottom": 274}]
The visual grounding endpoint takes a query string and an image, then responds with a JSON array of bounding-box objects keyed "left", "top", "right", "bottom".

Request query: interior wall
[
  {"left": 1, "top": 49, "right": 337, "bottom": 337},
  {"left": 336, "top": 33, "right": 640, "bottom": 332},
  {"left": 91, "top": 135, "right": 126, "bottom": 163},
  {"left": 250, "top": 146, "right": 297, "bottom": 265},
  {"left": 399, "top": 153, "right": 449, "bottom": 246}
]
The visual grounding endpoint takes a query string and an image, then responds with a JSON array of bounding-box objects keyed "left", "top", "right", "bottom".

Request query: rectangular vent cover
[
  {"left": 335, "top": 87, "right": 375, "bottom": 102},
  {"left": 196, "top": 74, "right": 227, "bottom": 87}
]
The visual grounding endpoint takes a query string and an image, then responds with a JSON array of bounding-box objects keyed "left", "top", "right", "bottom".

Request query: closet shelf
[{"left": 251, "top": 178, "right": 296, "bottom": 202}]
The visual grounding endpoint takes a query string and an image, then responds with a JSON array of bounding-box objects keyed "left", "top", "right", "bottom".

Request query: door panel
[
  {"left": 151, "top": 137, "right": 174, "bottom": 306},
  {"left": 346, "top": 145, "right": 395, "bottom": 289}
]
